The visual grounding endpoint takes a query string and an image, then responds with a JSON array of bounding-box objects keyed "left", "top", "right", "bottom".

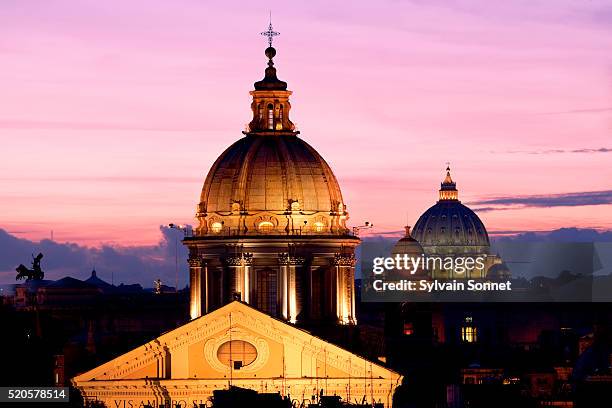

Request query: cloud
[
  {"left": 537, "top": 108, "right": 612, "bottom": 115},
  {"left": 469, "top": 190, "right": 612, "bottom": 211},
  {"left": 0, "top": 227, "right": 189, "bottom": 288},
  {"left": 492, "top": 228, "right": 612, "bottom": 243},
  {"left": 490, "top": 147, "right": 612, "bottom": 155}
]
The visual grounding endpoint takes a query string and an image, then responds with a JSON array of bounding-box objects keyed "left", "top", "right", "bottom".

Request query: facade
[
  {"left": 184, "top": 43, "right": 359, "bottom": 325},
  {"left": 73, "top": 301, "right": 402, "bottom": 407}
]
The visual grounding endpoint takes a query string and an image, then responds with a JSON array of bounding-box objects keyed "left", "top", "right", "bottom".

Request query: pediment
[{"left": 73, "top": 301, "right": 399, "bottom": 384}]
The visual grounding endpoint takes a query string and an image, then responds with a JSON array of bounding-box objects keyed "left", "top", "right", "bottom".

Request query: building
[
  {"left": 73, "top": 32, "right": 401, "bottom": 407},
  {"left": 73, "top": 301, "right": 401, "bottom": 407},
  {"left": 184, "top": 40, "right": 359, "bottom": 326}
]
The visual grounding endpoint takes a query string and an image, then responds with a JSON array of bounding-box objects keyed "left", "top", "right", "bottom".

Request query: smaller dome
[
  {"left": 487, "top": 262, "right": 511, "bottom": 280},
  {"left": 391, "top": 226, "right": 427, "bottom": 278},
  {"left": 392, "top": 226, "right": 424, "bottom": 258}
]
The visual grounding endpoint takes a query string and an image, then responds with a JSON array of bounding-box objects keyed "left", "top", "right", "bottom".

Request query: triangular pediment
[{"left": 73, "top": 301, "right": 400, "bottom": 384}]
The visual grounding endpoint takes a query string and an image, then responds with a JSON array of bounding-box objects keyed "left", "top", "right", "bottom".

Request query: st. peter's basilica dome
[{"left": 413, "top": 167, "right": 490, "bottom": 252}]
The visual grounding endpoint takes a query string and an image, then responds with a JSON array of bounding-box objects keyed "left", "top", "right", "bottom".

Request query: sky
[{"left": 1, "top": 0, "right": 611, "bottom": 250}]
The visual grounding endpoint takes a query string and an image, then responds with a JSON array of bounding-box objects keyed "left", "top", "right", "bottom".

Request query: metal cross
[{"left": 260, "top": 15, "right": 280, "bottom": 47}]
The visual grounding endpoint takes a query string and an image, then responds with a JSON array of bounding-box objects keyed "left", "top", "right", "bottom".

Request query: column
[
  {"left": 333, "top": 253, "right": 357, "bottom": 325},
  {"left": 225, "top": 255, "right": 245, "bottom": 301},
  {"left": 188, "top": 256, "right": 203, "bottom": 320},
  {"left": 278, "top": 253, "right": 289, "bottom": 320},
  {"left": 243, "top": 253, "right": 253, "bottom": 304},
  {"left": 278, "top": 253, "right": 305, "bottom": 324}
]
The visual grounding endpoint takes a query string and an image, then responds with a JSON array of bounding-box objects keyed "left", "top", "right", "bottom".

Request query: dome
[
  {"left": 392, "top": 226, "right": 424, "bottom": 258},
  {"left": 194, "top": 46, "right": 349, "bottom": 236},
  {"left": 413, "top": 201, "right": 490, "bottom": 247},
  {"left": 200, "top": 135, "right": 343, "bottom": 214},
  {"left": 486, "top": 262, "right": 511, "bottom": 280},
  {"left": 391, "top": 226, "right": 427, "bottom": 278},
  {"left": 412, "top": 167, "right": 490, "bottom": 250}
]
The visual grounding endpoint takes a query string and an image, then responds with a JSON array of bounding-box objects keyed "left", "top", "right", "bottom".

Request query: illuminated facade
[
  {"left": 184, "top": 43, "right": 359, "bottom": 325},
  {"left": 73, "top": 302, "right": 402, "bottom": 407},
  {"left": 72, "top": 37, "right": 399, "bottom": 406}
]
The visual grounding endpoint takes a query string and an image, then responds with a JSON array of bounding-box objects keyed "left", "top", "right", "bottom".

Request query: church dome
[
  {"left": 392, "top": 226, "right": 424, "bottom": 258},
  {"left": 391, "top": 226, "right": 426, "bottom": 277},
  {"left": 195, "top": 46, "right": 349, "bottom": 236},
  {"left": 412, "top": 167, "right": 490, "bottom": 250}
]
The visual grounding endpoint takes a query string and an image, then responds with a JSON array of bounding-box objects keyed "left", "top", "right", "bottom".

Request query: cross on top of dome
[{"left": 260, "top": 14, "right": 280, "bottom": 47}]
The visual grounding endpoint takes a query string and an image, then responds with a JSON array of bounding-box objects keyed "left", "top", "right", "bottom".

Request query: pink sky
[{"left": 1, "top": 0, "right": 611, "bottom": 246}]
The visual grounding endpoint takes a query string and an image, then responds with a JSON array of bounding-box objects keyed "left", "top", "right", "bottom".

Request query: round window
[{"left": 217, "top": 340, "right": 257, "bottom": 368}]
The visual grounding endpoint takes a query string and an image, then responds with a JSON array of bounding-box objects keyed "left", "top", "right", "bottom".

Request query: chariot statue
[{"left": 16, "top": 253, "right": 45, "bottom": 281}]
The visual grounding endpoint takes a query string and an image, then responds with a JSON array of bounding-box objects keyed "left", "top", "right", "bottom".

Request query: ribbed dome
[
  {"left": 195, "top": 134, "right": 349, "bottom": 236},
  {"left": 200, "top": 135, "right": 343, "bottom": 213},
  {"left": 412, "top": 201, "right": 490, "bottom": 247},
  {"left": 412, "top": 167, "right": 490, "bottom": 250}
]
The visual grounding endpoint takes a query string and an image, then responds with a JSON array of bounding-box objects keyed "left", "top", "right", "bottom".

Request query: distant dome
[
  {"left": 412, "top": 167, "right": 490, "bottom": 251},
  {"left": 487, "top": 262, "right": 511, "bottom": 280},
  {"left": 391, "top": 226, "right": 426, "bottom": 277},
  {"left": 392, "top": 226, "right": 424, "bottom": 258}
]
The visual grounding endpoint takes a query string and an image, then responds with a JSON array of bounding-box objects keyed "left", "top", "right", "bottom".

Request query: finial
[
  {"left": 260, "top": 13, "right": 280, "bottom": 48},
  {"left": 445, "top": 161, "right": 451, "bottom": 174},
  {"left": 404, "top": 226, "right": 412, "bottom": 237}
]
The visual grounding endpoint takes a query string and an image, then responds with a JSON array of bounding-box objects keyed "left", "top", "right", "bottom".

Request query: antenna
[{"left": 229, "top": 312, "right": 233, "bottom": 387}]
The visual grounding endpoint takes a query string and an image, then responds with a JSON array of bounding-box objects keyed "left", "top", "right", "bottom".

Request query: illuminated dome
[
  {"left": 413, "top": 167, "right": 490, "bottom": 250},
  {"left": 195, "top": 46, "right": 349, "bottom": 236}
]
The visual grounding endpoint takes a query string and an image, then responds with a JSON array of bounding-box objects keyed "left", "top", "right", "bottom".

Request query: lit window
[
  {"left": 276, "top": 105, "right": 283, "bottom": 130},
  {"left": 403, "top": 322, "right": 414, "bottom": 336},
  {"left": 461, "top": 326, "right": 477, "bottom": 343},
  {"left": 258, "top": 221, "right": 274, "bottom": 232},
  {"left": 314, "top": 222, "right": 325, "bottom": 233},
  {"left": 217, "top": 340, "right": 257, "bottom": 369},
  {"left": 267, "top": 104, "right": 274, "bottom": 129},
  {"left": 211, "top": 222, "right": 223, "bottom": 234}
]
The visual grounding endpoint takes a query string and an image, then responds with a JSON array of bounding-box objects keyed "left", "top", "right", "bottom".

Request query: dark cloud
[
  {"left": 469, "top": 190, "right": 612, "bottom": 211},
  {"left": 492, "top": 228, "right": 612, "bottom": 243},
  {"left": 0, "top": 227, "right": 189, "bottom": 288},
  {"left": 490, "top": 147, "right": 612, "bottom": 155},
  {"left": 537, "top": 108, "right": 612, "bottom": 115}
]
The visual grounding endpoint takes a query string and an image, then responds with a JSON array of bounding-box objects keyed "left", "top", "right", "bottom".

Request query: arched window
[
  {"left": 314, "top": 221, "right": 325, "bottom": 233},
  {"left": 267, "top": 104, "right": 274, "bottom": 130},
  {"left": 258, "top": 221, "right": 274, "bottom": 233},
  {"left": 461, "top": 316, "right": 477, "bottom": 343}
]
